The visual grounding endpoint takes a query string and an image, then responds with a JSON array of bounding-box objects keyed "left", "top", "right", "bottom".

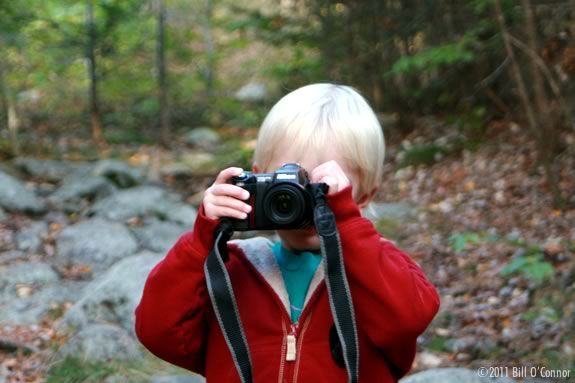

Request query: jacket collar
[{"left": 230, "top": 237, "right": 324, "bottom": 316}]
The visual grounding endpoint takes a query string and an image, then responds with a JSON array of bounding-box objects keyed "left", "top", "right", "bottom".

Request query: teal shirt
[{"left": 272, "top": 242, "right": 322, "bottom": 323}]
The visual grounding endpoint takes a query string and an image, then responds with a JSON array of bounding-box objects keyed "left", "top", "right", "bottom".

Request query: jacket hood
[{"left": 230, "top": 237, "right": 325, "bottom": 316}]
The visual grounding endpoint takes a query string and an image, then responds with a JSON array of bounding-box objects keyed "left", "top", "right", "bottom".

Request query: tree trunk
[
  {"left": 494, "top": 0, "right": 538, "bottom": 135},
  {"left": 203, "top": 0, "right": 216, "bottom": 98},
  {"left": 86, "top": 0, "right": 107, "bottom": 154},
  {"left": 495, "top": 0, "right": 565, "bottom": 208},
  {"left": 0, "top": 60, "right": 20, "bottom": 156},
  {"left": 520, "top": 0, "right": 564, "bottom": 208},
  {"left": 156, "top": 0, "right": 170, "bottom": 148}
]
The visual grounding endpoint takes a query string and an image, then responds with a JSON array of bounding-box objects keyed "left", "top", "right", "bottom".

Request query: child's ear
[{"left": 356, "top": 187, "right": 378, "bottom": 208}]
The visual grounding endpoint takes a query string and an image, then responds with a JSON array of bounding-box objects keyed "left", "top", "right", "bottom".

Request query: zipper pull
[
  {"left": 286, "top": 323, "right": 298, "bottom": 361},
  {"left": 286, "top": 334, "right": 296, "bottom": 361}
]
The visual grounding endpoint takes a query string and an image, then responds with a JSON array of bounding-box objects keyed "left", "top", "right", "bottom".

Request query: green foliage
[
  {"left": 211, "top": 97, "right": 268, "bottom": 128},
  {"left": 46, "top": 357, "right": 115, "bottom": 383},
  {"left": 390, "top": 42, "right": 475, "bottom": 76},
  {"left": 267, "top": 46, "right": 324, "bottom": 90},
  {"left": 448, "top": 231, "right": 499, "bottom": 253},
  {"left": 398, "top": 143, "right": 449, "bottom": 167},
  {"left": 501, "top": 246, "right": 555, "bottom": 285},
  {"left": 427, "top": 335, "right": 450, "bottom": 352}
]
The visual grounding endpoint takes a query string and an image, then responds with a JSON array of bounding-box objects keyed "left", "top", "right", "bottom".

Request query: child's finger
[
  {"left": 204, "top": 202, "right": 248, "bottom": 220},
  {"left": 311, "top": 166, "right": 346, "bottom": 185},
  {"left": 210, "top": 184, "right": 250, "bottom": 200},
  {"left": 214, "top": 167, "right": 244, "bottom": 185},
  {"left": 211, "top": 195, "right": 252, "bottom": 214}
]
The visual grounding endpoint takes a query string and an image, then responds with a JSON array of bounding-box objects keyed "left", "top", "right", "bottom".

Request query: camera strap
[
  {"left": 204, "top": 185, "right": 359, "bottom": 383},
  {"left": 204, "top": 219, "right": 253, "bottom": 383},
  {"left": 312, "top": 184, "right": 359, "bottom": 383}
]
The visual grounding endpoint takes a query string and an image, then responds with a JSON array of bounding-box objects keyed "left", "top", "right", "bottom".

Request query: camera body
[{"left": 230, "top": 163, "right": 320, "bottom": 231}]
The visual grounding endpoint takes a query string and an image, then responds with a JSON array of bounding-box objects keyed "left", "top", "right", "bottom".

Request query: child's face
[{"left": 253, "top": 146, "right": 371, "bottom": 252}]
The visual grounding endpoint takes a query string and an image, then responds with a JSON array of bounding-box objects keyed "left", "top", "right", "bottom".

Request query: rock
[
  {"left": 0, "top": 207, "right": 7, "bottom": 221},
  {"left": 158, "top": 202, "right": 197, "bottom": 228},
  {"left": 235, "top": 81, "right": 267, "bottom": 102},
  {"left": 49, "top": 174, "right": 116, "bottom": 207},
  {"left": 13, "top": 158, "right": 81, "bottom": 182},
  {"left": 446, "top": 336, "right": 475, "bottom": 353},
  {"left": 160, "top": 162, "right": 194, "bottom": 178},
  {"left": 530, "top": 314, "right": 559, "bottom": 339},
  {"left": 15, "top": 221, "right": 48, "bottom": 253},
  {"left": 56, "top": 218, "right": 138, "bottom": 273},
  {"left": 132, "top": 220, "right": 188, "bottom": 253},
  {"left": 180, "top": 152, "right": 217, "bottom": 175},
  {"left": 0, "top": 261, "right": 65, "bottom": 324},
  {"left": 400, "top": 368, "right": 515, "bottom": 383},
  {"left": 62, "top": 251, "right": 163, "bottom": 333},
  {"left": 0, "top": 262, "right": 60, "bottom": 294},
  {"left": 92, "top": 159, "right": 147, "bottom": 188},
  {"left": 416, "top": 351, "right": 442, "bottom": 368},
  {"left": 0, "top": 280, "right": 87, "bottom": 325},
  {"left": 0, "top": 170, "right": 46, "bottom": 214},
  {"left": 89, "top": 185, "right": 197, "bottom": 226},
  {"left": 184, "top": 127, "right": 220, "bottom": 150},
  {"left": 150, "top": 375, "right": 205, "bottom": 383},
  {"left": 362, "top": 201, "right": 416, "bottom": 222},
  {"left": 60, "top": 323, "right": 142, "bottom": 362},
  {"left": 89, "top": 185, "right": 175, "bottom": 220}
]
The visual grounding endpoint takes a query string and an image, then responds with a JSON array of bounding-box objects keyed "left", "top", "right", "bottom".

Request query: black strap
[
  {"left": 204, "top": 220, "right": 253, "bottom": 383},
  {"left": 313, "top": 185, "right": 359, "bottom": 383},
  {"left": 204, "top": 186, "right": 359, "bottom": 383}
]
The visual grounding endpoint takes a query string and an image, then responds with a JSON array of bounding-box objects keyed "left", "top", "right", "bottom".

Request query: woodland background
[{"left": 0, "top": 0, "right": 574, "bottom": 382}]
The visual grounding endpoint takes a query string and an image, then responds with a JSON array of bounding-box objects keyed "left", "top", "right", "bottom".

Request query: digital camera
[{"left": 230, "top": 163, "right": 321, "bottom": 231}]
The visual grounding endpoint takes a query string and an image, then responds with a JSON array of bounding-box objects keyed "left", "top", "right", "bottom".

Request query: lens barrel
[{"left": 263, "top": 184, "right": 305, "bottom": 226}]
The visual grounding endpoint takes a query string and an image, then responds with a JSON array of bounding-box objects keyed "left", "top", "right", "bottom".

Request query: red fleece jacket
[{"left": 135, "top": 186, "right": 440, "bottom": 382}]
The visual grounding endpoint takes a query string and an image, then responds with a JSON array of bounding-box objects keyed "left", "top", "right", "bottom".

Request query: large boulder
[
  {"left": 91, "top": 159, "right": 147, "bottom": 188},
  {"left": 15, "top": 221, "right": 49, "bottom": 253},
  {"left": 235, "top": 81, "right": 267, "bottom": 102},
  {"left": 60, "top": 323, "right": 142, "bottom": 362},
  {"left": 132, "top": 220, "right": 188, "bottom": 253},
  {"left": 48, "top": 174, "right": 116, "bottom": 209},
  {"left": 56, "top": 218, "right": 138, "bottom": 273},
  {"left": 184, "top": 127, "right": 220, "bottom": 151},
  {"left": 0, "top": 262, "right": 87, "bottom": 325},
  {"left": 62, "top": 251, "right": 163, "bottom": 333},
  {"left": 0, "top": 170, "right": 46, "bottom": 214},
  {"left": 0, "top": 262, "right": 59, "bottom": 294},
  {"left": 13, "top": 158, "right": 84, "bottom": 182},
  {"left": 0, "top": 281, "right": 87, "bottom": 325},
  {"left": 89, "top": 185, "right": 197, "bottom": 227}
]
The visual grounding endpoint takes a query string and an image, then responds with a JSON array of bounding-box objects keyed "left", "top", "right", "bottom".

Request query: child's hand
[
  {"left": 203, "top": 167, "right": 252, "bottom": 220},
  {"left": 310, "top": 160, "right": 351, "bottom": 195}
]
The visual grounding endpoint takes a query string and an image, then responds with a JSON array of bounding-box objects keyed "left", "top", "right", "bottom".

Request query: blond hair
[{"left": 253, "top": 83, "right": 385, "bottom": 197}]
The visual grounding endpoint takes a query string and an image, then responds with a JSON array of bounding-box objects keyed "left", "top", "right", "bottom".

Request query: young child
[{"left": 135, "top": 83, "right": 440, "bottom": 382}]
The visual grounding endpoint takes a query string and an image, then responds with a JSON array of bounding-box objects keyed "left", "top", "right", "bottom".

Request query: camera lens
[
  {"left": 264, "top": 185, "right": 305, "bottom": 226},
  {"left": 275, "top": 193, "right": 293, "bottom": 214}
]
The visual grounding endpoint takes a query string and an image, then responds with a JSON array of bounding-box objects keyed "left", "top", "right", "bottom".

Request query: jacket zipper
[
  {"left": 291, "top": 314, "right": 312, "bottom": 383},
  {"left": 234, "top": 249, "right": 325, "bottom": 382},
  {"left": 286, "top": 323, "right": 298, "bottom": 361},
  {"left": 280, "top": 312, "right": 313, "bottom": 383},
  {"left": 278, "top": 321, "right": 288, "bottom": 383}
]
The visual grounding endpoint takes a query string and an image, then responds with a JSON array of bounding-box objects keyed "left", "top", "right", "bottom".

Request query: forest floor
[{"left": 0, "top": 118, "right": 574, "bottom": 381}]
